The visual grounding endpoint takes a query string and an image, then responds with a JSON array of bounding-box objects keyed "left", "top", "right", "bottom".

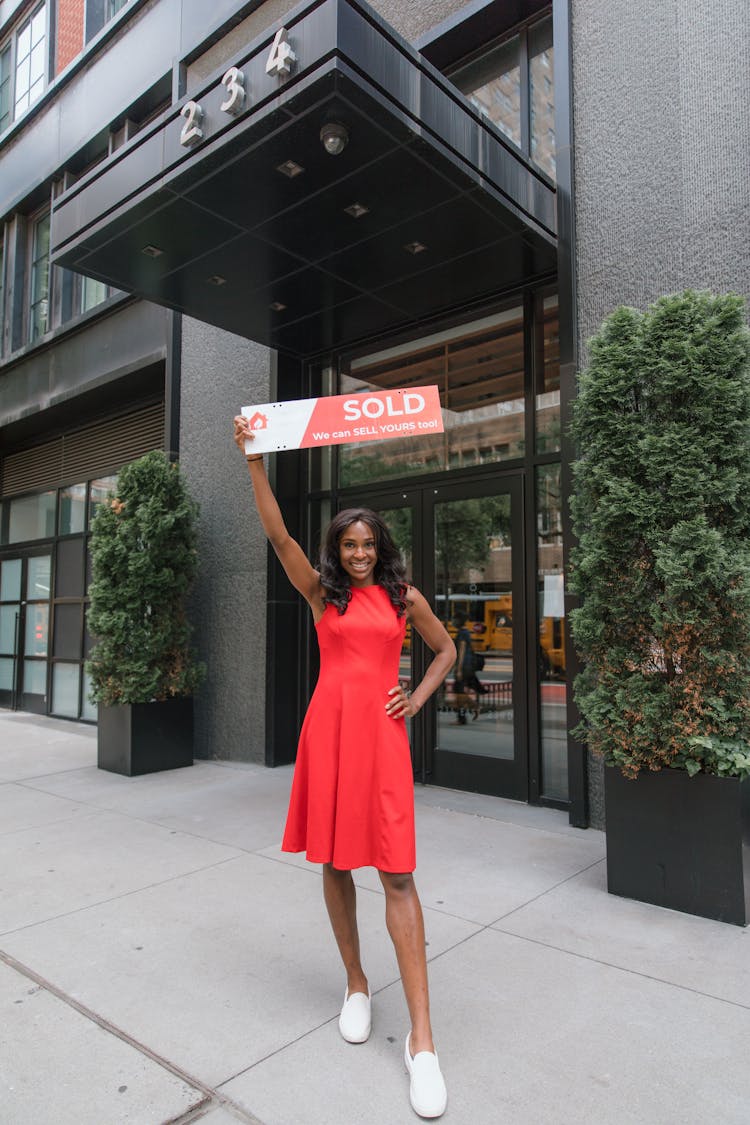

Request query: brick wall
[{"left": 56, "top": 0, "right": 85, "bottom": 74}]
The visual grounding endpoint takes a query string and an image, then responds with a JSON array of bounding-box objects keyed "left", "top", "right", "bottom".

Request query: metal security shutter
[{"left": 1, "top": 401, "right": 165, "bottom": 497}]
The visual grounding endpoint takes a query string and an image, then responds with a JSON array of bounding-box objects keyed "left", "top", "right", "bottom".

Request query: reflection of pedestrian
[
  {"left": 233, "top": 414, "right": 455, "bottom": 1119},
  {"left": 453, "top": 614, "right": 486, "bottom": 722}
]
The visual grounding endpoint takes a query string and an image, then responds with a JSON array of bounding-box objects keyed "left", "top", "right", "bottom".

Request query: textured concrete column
[
  {"left": 179, "top": 316, "right": 271, "bottom": 762},
  {"left": 572, "top": 0, "right": 750, "bottom": 351}
]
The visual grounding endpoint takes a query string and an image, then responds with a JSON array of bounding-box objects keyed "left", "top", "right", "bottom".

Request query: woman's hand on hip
[{"left": 386, "top": 685, "right": 419, "bottom": 719}]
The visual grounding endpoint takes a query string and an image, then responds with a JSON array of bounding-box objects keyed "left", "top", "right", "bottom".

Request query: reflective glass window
[
  {"left": 59, "top": 483, "right": 87, "bottom": 535},
  {"left": 340, "top": 307, "right": 524, "bottom": 486},
  {"left": 24, "top": 602, "right": 49, "bottom": 655},
  {"left": 88, "top": 475, "right": 118, "bottom": 525},
  {"left": 0, "top": 656, "right": 13, "bottom": 690},
  {"left": 1, "top": 558, "right": 22, "bottom": 600},
  {"left": 6, "top": 492, "right": 56, "bottom": 544},
  {"left": 536, "top": 294, "right": 560, "bottom": 454},
  {"left": 30, "top": 210, "right": 51, "bottom": 341},
  {"left": 27, "top": 555, "right": 51, "bottom": 598},
  {"left": 0, "top": 44, "right": 11, "bottom": 133},
  {"left": 52, "top": 662, "right": 80, "bottom": 717},
  {"left": 23, "top": 658, "right": 46, "bottom": 694},
  {"left": 537, "top": 464, "right": 568, "bottom": 800},
  {"left": 452, "top": 36, "right": 521, "bottom": 147},
  {"left": 0, "top": 604, "right": 18, "bottom": 651},
  {"left": 82, "top": 667, "right": 97, "bottom": 721},
  {"left": 529, "top": 20, "right": 555, "bottom": 178},
  {"left": 14, "top": 4, "right": 46, "bottom": 117}
]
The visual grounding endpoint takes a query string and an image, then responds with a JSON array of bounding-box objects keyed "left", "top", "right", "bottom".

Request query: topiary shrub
[
  {"left": 569, "top": 290, "right": 750, "bottom": 779},
  {"left": 87, "top": 450, "right": 205, "bottom": 707}
]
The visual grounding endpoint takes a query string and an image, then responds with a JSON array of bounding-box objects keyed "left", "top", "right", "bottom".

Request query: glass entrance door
[
  {"left": 366, "top": 474, "right": 526, "bottom": 801},
  {"left": 0, "top": 551, "right": 52, "bottom": 713}
]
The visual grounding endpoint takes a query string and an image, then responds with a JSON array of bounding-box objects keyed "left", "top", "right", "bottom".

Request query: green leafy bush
[
  {"left": 570, "top": 291, "right": 750, "bottom": 779},
  {"left": 87, "top": 451, "right": 205, "bottom": 707}
]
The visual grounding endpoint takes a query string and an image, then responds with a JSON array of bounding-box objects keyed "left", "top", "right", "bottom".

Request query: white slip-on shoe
[
  {"left": 338, "top": 988, "right": 371, "bottom": 1043},
  {"left": 404, "top": 1032, "right": 447, "bottom": 1118}
]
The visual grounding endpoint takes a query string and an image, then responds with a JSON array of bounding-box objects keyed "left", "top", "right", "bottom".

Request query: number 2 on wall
[{"left": 179, "top": 101, "right": 204, "bottom": 146}]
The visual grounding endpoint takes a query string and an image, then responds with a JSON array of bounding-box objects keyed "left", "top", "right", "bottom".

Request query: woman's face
[{"left": 338, "top": 520, "right": 377, "bottom": 586}]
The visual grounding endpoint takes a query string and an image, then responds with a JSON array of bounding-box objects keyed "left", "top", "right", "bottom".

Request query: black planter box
[
  {"left": 98, "top": 698, "right": 194, "bottom": 777},
  {"left": 604, "top": 766, "right": 750, "bottom": 925}
]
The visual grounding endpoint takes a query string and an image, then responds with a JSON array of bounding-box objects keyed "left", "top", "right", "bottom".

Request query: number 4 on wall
[{"left": 266, "top": 28, "right": 297, "bottom": 77}]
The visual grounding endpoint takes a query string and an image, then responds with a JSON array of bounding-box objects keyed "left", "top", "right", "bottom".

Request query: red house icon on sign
[{"left": 248, "top": 412, "right": 268, "bottom": 430}]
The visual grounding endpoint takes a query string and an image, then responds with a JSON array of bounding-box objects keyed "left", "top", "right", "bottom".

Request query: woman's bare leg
[
  {"left": 322, "top": 863, "right": 369, "bottom": 995},
  {"left": 378, "top": 871, "right": 434, "bottom": 1054}
]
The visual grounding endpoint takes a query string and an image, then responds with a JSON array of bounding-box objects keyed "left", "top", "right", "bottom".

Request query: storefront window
[
  {"left": 536, "top": 294, "right": 560, "bottom": 453},
  {"left": 59, "top": 483, "right": 87, "bottom": 535},
  {"left": 88, "top": 475, "right": 118, "bottom": 524},
  {"left": 537, "top": 463, "right": 567, "bottom": 800},
  {"left": 52, "top": 662, "right": 80, "bottom": 717},
  {"left": 339, "top": 307, "right": 524, "bottom": 486},
  {"left": 5, "top": 491, "right": 56, "bottom": 544}
]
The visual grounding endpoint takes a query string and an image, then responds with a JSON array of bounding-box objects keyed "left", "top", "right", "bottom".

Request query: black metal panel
[
  {"left": 50, "top": 0, "right": 557, "bottom": 362},
  {"left": 0, "top": 301, "right": 170, "bottom": 442},
  {"left": 605, "top": 767, "right": 750, "bottom": 926}
]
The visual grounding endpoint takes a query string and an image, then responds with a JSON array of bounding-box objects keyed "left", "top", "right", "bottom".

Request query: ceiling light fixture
[
  {"left": 207, "top": 275, "right": 227, "bottom": 286},
  {"left": 269, "top": 301, "right": 287, "bottom": 312},
  {"left": 276, "top": 160, "right": 304, "bottom": 178},
  {"left": 141, "top": 244, "right": 164, "bottom": 257},
  {"left": 344, "top": 202, "right": 369, "bottom": 218},
  {"left": 320, "top": 122, "right": 349, "bottom": 156},
  {"left": 404, "top": 241, "right": 427, "bottom": 255}
]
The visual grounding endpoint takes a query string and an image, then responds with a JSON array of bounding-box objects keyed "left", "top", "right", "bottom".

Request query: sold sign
[{"left": 241, "top": 386, "right": 444, "bottom": 454}]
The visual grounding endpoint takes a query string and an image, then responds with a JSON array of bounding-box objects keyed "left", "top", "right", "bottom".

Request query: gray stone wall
[
  {"left": 571, "top": 0, "right": 750, "bottom": 826},
  {"left": 179, "top": 317, "right": 271, "bottom": 762},
  {"left": 572, "top": 0, "right": 750, "bottom": 354}
]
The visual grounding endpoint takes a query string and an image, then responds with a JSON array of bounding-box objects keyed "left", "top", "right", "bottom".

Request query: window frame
[
  {"left": 0, "top": 1, "right": 49, "bottom": 136},
  {"left": 447, "top": 12, "right": 555, "bottom": 182}
]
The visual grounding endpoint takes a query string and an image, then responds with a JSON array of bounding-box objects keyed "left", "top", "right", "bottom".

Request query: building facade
[{"left": 1, "top": 0, "right": 747, "bottom": 827}]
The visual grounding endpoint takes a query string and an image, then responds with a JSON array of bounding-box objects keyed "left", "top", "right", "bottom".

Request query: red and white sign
[{"left": 241, "top": 385, "right": 444, "bottom": 454}]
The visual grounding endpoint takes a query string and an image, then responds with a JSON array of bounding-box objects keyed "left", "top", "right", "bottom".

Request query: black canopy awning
[{"left": 51, "top": 0, "right": 557, "bottom": 360}]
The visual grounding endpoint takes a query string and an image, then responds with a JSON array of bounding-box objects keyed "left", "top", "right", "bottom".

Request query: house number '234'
[{"left": 179, "top": 29, "right": 297, "bottom": 147}]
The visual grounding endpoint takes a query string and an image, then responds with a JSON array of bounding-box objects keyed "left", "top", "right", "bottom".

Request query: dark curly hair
[{"left": 319, "top": 508, "right": 408, "bottom": 616}]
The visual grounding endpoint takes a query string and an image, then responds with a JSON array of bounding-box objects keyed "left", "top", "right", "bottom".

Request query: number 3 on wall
[
  {"left": 266, "top": 28, "right": 296, "bottom": 76},
  {"left": 220, "top": 67, "right": 245, "bottom": 115}
]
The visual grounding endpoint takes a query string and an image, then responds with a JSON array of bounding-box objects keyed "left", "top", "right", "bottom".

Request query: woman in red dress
[{"left": 233, "top": 415, "right": 456, "bottom": 1119}]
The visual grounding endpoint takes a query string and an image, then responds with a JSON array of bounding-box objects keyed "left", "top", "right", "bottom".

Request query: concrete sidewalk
[{"left": 1, "top": 711, "right": 749, "bottom": 1125}]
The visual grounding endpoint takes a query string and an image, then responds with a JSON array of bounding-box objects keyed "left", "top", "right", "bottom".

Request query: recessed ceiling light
[
  {"left": 404, "top": 241, "right": 427, "bottom": 255},
  {"left": 142, "top": 244, "right": 163, "bottom": 257},
  {"left": 207, "top": 275, "right": 226, "bottom": 286},
  {"left": 344, "top": 202, "right": 369, "bottom": 218},
  {"left": 269, "top": 301, "right": 287, "bottom": 312},
  {"left": 276, "top": 160, "right": 304, "bottom": 178}
]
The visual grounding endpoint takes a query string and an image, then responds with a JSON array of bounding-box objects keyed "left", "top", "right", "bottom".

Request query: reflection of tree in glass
[
  {"left": 378, "top": 507, "right": 412, "bottom": 578},
  {"left": 537, "top": 465, "right": 562, "bottom": 544},
  {"left": 435, "top": 497, "right": 510, "bottom": 598}
]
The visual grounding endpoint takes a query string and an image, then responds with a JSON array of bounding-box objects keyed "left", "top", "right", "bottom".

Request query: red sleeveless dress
[{"left": 281, "top": 584, "right": 416, "bottom": 872}]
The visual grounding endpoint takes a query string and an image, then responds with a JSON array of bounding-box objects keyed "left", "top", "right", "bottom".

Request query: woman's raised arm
[{"left": 233, "top": 415, "right": 321, "bottom": 605}]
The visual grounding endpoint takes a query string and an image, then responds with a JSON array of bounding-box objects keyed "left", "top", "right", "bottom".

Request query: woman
[{"left": 233, "top": 415, "right": 456, "bottom": 1119}]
